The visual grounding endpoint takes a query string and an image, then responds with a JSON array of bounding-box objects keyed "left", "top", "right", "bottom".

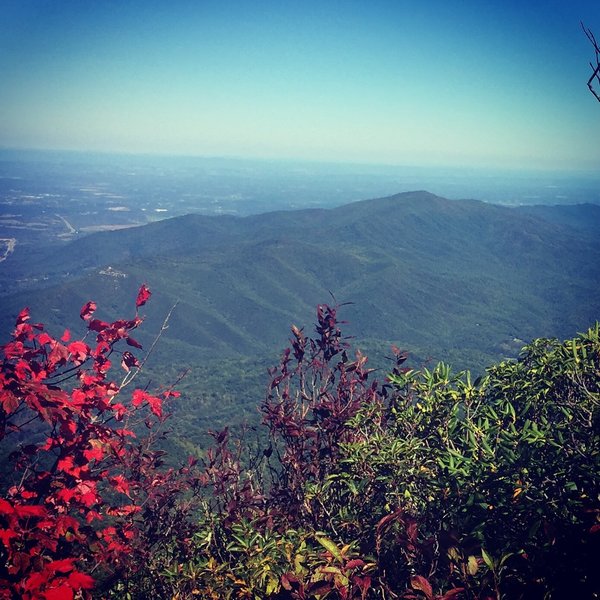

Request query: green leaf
[
  {"left": 481, "top": 547, "right": 494, "bottom": 570},
  {"left": 315, "top": 534, "right": 344, "bottom": 562},
  {"left": 294, "top": 553, "right": 307, "bottom": 575},
  {"left": 265, "top": 574, "right": 279, "bottom": 595}
]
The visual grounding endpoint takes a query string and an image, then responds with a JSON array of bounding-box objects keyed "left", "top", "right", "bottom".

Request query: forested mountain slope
[{"left": 1, "top": 191, "right": 598, "bottom": 374}]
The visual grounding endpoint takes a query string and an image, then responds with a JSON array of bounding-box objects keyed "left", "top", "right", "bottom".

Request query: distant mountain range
[{"left": 1, "top": 190, "right": 599, "bottom": 378}]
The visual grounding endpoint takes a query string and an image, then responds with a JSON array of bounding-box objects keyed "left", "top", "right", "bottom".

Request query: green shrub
[{"left": 145, "top": 311, "right": 598, "bottom": 599}]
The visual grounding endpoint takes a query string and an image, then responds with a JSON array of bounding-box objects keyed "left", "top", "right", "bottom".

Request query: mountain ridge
[{"left": 0, "top": 190, "right": 598, "bottom": 376}]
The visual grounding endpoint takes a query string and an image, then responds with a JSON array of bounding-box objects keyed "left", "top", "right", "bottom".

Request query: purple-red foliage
[{"left": 262, "top": 303, "right": 381, "bottom": 524}]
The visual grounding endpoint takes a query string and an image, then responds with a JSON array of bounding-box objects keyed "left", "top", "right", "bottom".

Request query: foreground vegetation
[{"left": 0, "top": 289, "right": 598, "bottom": 598}]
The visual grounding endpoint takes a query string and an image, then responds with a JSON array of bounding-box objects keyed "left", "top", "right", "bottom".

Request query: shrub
[
  {"left": 186, "top": 308, "right": 599, "bottom": 598},
  {"left": 0, "top": 287, "right": 201, "bottom": 599}
]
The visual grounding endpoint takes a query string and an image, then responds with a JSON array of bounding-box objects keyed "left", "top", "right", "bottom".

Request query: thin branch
[
  {"left": 582, "top": 22, "right": 600, "bottom": 102},
  {"left": 119, "top": 301, "right": 180, "bottom": 390}
]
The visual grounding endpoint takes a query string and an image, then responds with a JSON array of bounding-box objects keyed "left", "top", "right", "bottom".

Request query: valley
[{"left": 2, "top": 150, "right": 599, "bottom": 258}]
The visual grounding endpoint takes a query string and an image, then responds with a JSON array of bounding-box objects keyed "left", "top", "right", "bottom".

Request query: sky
[{"left": 1, "top": 0, "right": 600, "bottom": 170}]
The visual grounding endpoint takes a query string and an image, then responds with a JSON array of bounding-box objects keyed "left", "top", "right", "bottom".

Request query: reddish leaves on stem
[
  {"left": 0, "top": 285, "right": 182, "bottom": 599},
  {"left": 262, "top": 303, "right": 379, "bottom": 525}
]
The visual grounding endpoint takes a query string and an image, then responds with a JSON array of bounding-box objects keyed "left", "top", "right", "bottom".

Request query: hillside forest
[{"left": 1, "top": 191, "right": 599, "bottom": 457}]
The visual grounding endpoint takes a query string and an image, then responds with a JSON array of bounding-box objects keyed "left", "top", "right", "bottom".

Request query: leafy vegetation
[
  {"left": 1, "top": 289, "right": 598, "bottom": 598},
  {"left": 0, "top": 287, "right": 201, "bottom": 598}
]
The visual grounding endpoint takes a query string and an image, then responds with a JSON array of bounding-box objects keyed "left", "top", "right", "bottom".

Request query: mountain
[
  {"left": 1, "top": 191, "right": 599, "bottom": 438},
  {"left": 515, "top": 203, "right": 600, "bottom": 237},
  {"left": 1, "top": 190, "right": 599, "bottom": 359}
]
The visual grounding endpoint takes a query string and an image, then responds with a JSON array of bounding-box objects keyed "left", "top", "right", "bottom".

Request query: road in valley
[{"left": 0, "top": 238, "right": 16, "bottom": 262}]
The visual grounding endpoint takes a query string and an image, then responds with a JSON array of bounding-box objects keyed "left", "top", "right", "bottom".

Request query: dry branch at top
[{"left": 582, "top": 22, "right": 600, "bottom": 102}]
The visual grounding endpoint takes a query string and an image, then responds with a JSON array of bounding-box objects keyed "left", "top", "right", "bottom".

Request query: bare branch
[
  {"left": 582, "top": 22, "right": 600, "bottom": 102},
  {"left": 120, "top": 300, "right": 180, "bottom": 389}
]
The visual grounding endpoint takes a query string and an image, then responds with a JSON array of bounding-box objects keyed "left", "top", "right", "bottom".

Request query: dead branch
[{"left": 582, "top": 22, "right": 600, "bottom": 102}]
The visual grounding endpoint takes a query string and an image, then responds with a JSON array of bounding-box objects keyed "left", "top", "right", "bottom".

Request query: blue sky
[{"left": 1, "top": 0, "right": 599, "bottom": 169}]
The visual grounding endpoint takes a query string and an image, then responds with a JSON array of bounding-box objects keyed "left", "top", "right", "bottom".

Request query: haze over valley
[{"left": 2, "top": 1, "right": 600, "bottom": 596}]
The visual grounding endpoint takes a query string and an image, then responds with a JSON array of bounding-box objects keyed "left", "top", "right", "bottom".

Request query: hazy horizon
[
  {"left": 2, "top": 1, "right": 600, "bottom": 171},
  {"left": 1, "top": 148, "right": 599, "bottom": 217}
]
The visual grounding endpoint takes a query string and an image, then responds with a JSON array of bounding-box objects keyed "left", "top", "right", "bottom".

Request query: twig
[
  {"left": 582, "top": 22, "right": 600, "bottom": 102},
  {"left": 119, "top": 301, "right": 180, "bottom": 390}
]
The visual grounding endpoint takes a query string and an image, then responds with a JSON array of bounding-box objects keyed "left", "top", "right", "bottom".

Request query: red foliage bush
[{"left": 0, "top": 286, "right": 188, "bottom": 599}]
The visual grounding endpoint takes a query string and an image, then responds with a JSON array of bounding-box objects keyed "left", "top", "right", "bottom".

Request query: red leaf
[
  {"left": 376, "top": 508, "right": 404, "bottom": 536},
  {"left": 121, "top": 351, "right": 140, "bottom": 372},
  {"left": 3, "top": 340, "right": 25, "bottom": 358},
  {"left": 14, "top": 359, "right": 31, "bottom": 380},
  {"left": 126, "top": 336, "right": 143, "bottom": 349},
  {"left": 345, "top": 559, "right": 365, "bottom": 570},
  {"left": 110, "top": 475, "right": 131, "bottom": 496},
  {"left": 146, "top": 394, "right": 163, "bottom": 418},
  {"left": 88, "top": 319, "right": 109, "bottom": 332},
  {"left": 115, "top": 428, "right": 135, "bottom": 438},
  {"left": 44, "top": 584, "right": 74, "bottom": 600},
  {"left": 56, "top": 456, "right": 82, "bottom": 477},
  {"left": 131, "top": 389, "right": 146, "bottom": 408},
  {"left": 23, "top": 571, "right": 45, "bottom": 591},
  {"left": 37, "top": 332, "right": 54, "bottom": 346},
  {"left": 135, "top": 284, "right": 151, "bottom": 308},
  {"left": 16, "top": 308, "right": 30, "bottom": 325},
  {"left": 308, "top": 581, "right": 333, "bottom": 596},
  {"left": 281, "top": 573, "right": 298, "bottom": 591},
  {"left": 85, "top": 510, "right": 102, "bottom": 523},
  {"left": 56, "top": 488, "right": 77, "bottom": 504},
  {"left": 410, "top": 575, "right": 433, "bottom": 600},
  {"left": 101, "top": 526, "right": 117, "bottom": 541},
  {"left": 0, "top": 389, "right": 20, "bottom": 415},
  {"left": 75, "top": 481, "right": 98, "bottom": 508},
  {"left": 67, "top": 341, "right": 90, "bottom": 365},
  {"left": 14, "top": 504, "right": 47, "bottom": 518},
  {"left": 61, "top": 329, "right": 71, "bottom": 342},
  {"left": 48, "top": 343, "right": 70, "bottom": 369},
  {"left": 47, "top": 558, "right": 76, "bottom": 574},
  {"left": 9, "top": 551, "right": 30, "bottom": 576},
  {"left": 80, "top": 492, "right": 98, "bottom": 508},
  {"left": 83, "top": 446, "right": 104, "bottom": 462},
  {"left": 106, "top": 504, "right": 141, "bottom": 517},
  {"left": 0, "top": 528, "right": 17, "bottom": 547},
  {"left": 353, "top": 574, "right": 372, "bottom": 595},
  {"left": 67, "top": 571, "right": 95, "bottom": 590},
  {"left": 57, "top": 455, "right": 75, "bottom": 472},
  {"left": 132, "top": 389, "right": 163, "bottom": 417},
  {"left": 111, "top": 403, "right": 127, "bottom": 420},
  {"left": 79, "top": 301, "right": 97, "bottom": 321},
  {"left": 55, "top": 516, "right": 80, "bottom": 536}
]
